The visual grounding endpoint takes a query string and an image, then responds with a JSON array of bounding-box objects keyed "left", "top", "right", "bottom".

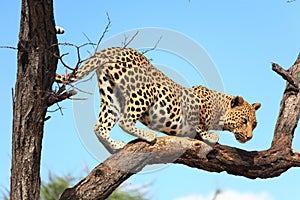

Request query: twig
[
  {"left": 94, "top": 12, "right": 112, "bottom": 54},
  {"left": 82, "top": 33, "right": 96, "bottom": 57},
  {"left": 47, "top": 90, "right": 77, "bottom": 107},
  {"left": 272, "top": 62, "right": 299, "bottom": 88},
  {"left": 73, "top": 72, "right": 96, "bottom": 86},
  {"left": 48, "top": 103, "right": 65, "bottom": 115},
  {"left": 51, "top": 42, "right": 95, "bottom": 72},
  {"left": 69, "top": 97, "right": 89, "bottom": 101},
  {"left": 0, "top": 46, "right": 18, "bottom": 50},
  {"left": 70, "top": 84, "right": 94, "bottom": 95},
  {"left": 59, "top": 53, "right": 74, "bottom": 71},
  {"left": 83, "top": 32, "right": 93, "bottom": 45},
  {"left": 141, "top": 36, "right": 163, "bottom": 54},
  {"left": 122, "top": 31, "right": 139, "bottom": 48}
]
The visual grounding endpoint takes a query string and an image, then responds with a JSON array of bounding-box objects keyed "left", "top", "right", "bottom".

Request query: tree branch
[
  {"left": 94, "top": 12, "right": 111, "bottom": 54},
  {"left": 122, "top": 31, "right": 139, "bottom": 48},
  {"left": 60, "top": 137, "right": 213, "bottom": 200},
  {"left": 272, "top": 62, "right": 299, "bottom": 89},
  {"left": 59, "top": 54, "right": 300, "bottom": 200},
  {"left": 48, "top": 90, "right": 77, "bottom": 107}
]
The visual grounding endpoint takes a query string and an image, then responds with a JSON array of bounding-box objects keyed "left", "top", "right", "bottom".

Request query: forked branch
[
  {"left": 272, "top": 62, "right": 299, "bottom": 89},
  {"left": 48, "top": 85, "right": 77, "bottom": 107}
]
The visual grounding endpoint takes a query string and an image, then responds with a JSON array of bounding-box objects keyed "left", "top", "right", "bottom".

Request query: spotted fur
[{"left": 56, "top": 47, "right": 261, "bottom": 153}]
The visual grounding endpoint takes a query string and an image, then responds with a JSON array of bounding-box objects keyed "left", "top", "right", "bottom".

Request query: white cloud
[{"left": 175, "top": 190, "right": 273, "bottom": 200}]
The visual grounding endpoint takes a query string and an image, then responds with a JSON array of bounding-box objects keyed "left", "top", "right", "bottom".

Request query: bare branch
[
  {"left": 141, "top": 36, "right": 163, "bottom": 55},
  {"left": 57, "top": 42, "right": 94, "bottom": 70},
  {"left": 72, "top": 71, "right": 96, "bottom": 87},
  {"left": 82, "top": 32, "right": 93, "bottom": 45},
  {"left": 122, "top": 31, "right": 139, "bottom": 48},
  {"left": 47, "top": 89, "right": 77, "bottom": 107},
  {"left": 69, "top": 97, "right": 89, "bottom": 101},
  {"left": 82, "top": 33, "right": 95, "bottom": 57},
  {"left": 94, "top": 12, "right": 112, "bottom": 54},
  {"left": 47, "top": 103, "right": 65, "bottom": 115},
  {"left": 272, "top": 62, "right": 299, "bottom": 88},
  {"left": 51, "top": 42, "right": 95, "bottom": 73},
  {"left": 69, "top": 84, "right": 94, "bottom": 95},
  {"left": 58, "top": 53, "right": 74, "bottom": 71},
  {"left": 0, "top": 46, "right": 18, "bottom": 50}
]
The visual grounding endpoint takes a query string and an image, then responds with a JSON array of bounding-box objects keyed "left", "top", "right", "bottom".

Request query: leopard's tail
[{"left": 55, "top": 55, "right": 102, "bottom": 84}]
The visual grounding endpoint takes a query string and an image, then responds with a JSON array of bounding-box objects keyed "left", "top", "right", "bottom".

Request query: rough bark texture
[
  {"left": 60, "top": 55, "right": 300, "bottom": 200},
  {"left": 10, "top": 0, "right": 58, "bottom": 199}
]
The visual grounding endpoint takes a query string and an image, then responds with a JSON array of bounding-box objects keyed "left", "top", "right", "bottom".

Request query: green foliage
[
  {"left": 2, "top": 172, "right": 149, "bottom": 200},
  {"left": 40, "top": 173, "right": 75, "bottom": 200},
  {"left": 109, "top": 188, "right": 148, "bottom": 200}
]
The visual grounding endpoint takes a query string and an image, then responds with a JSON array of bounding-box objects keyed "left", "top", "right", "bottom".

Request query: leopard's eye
[{"left": 242, "top": 118, "right": 247, "bottom": 124}]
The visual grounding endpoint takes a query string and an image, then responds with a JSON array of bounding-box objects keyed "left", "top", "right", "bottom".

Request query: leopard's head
[{"left": 223, "top": 96, "right": 261, "bottom": 143}]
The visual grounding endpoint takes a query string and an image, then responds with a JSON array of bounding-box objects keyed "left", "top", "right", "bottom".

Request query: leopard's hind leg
[
  {"left": 94, "top": 72, "right": 125, "bottom": 153},
  {"left": 118, "top": 84, "right": 157, "bottom": 143},
  {"left": 94, "top": 101, "right": 125, "bottom": 153}
]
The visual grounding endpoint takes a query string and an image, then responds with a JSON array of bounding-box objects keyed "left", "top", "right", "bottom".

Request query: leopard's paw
[{"left": 199, "top": 131, "right": 219, "bottom": 145}]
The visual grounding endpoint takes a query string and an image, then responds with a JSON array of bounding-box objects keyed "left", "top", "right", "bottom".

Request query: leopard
[{"left": 55, "top": 47, "right": 261, "bottom": 153}]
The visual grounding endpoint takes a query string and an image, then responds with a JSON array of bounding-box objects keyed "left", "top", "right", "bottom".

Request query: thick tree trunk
[
  {"left": 60, "top": 55, "right": 300, "bottom": 200},
  {"left": 10, "top": 0, "right": 58, "bottom": 199}
]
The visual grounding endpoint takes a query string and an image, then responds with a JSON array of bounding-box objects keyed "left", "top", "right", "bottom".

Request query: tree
[
  {"left": 11, "top": 0, "right": 58, "bottom": 199},
  {"left": 11, "top": 0, "right": 75, "bottom": 199},
  {"left": 10, "top": 0, "right": 300, "bottom": 199}
]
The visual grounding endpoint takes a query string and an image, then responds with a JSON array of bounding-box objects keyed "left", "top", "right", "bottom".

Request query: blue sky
[{"left": 1, "top": 1, "right": 300, "bottom": 200}]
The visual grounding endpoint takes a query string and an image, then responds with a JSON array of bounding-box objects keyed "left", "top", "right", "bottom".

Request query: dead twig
[
  {"left": 69, "top": 97, "right": 89, "bottom": 101},
  {"left": 82, "top": 33, "right": 96, "bottom": 57},
  {"left": 0, "top": 46, "right": 18, "bottom": 50},
  {"left": 47, "top": 89, "right": 77, "bottom": 107},
  {"left": 69, "top": 84, "right": 94, "bottom": 95},
  {"left": 141, "top": 36, "right": 163, "bottom": 55},
  {"left": 94, "top": 12, "right": 112, "bottom": 54},
  {"left": 73, "top": 72, "right": 96, "bottom": 86},
  {"left": 122, "top": 31, "right": 139, "bottom": 48},
  {"left": 47, "top": 104, "right": 65, "bottom": 115}
]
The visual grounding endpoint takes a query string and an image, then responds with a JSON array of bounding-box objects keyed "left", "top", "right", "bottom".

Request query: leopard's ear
[
  {"left": 252, "top": 102, "right": 261, "bottom": 111},
  {"left": 231, "top": 96, "right": 244, "bottom": 108}
]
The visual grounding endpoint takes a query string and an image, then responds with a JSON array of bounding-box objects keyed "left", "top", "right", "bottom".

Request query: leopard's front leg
[{"left": 196, "top": 124, "right": 219, "bottom": 145}]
